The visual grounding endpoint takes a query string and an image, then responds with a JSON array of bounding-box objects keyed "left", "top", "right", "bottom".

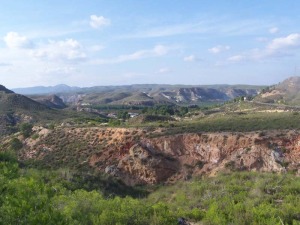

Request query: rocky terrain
[
  {"left": 29, "top": 94, "right": 67, "bottom": 109},
  {"left": 0, "top": 85, "right": 50, "bottom": 136},
  {"left": 17, "top": 127, "right": 300, "bottom": 185}
]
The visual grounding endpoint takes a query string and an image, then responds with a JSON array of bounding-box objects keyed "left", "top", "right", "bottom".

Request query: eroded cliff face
[
  {"left": 116, "top": 143, "right": 180, "bottom": 185},
  {"left": 103, "top": 130, "right": 300, "bottom": 185},
  {"left": 20, "top": 127, "right": 300, "bottom": 185}
]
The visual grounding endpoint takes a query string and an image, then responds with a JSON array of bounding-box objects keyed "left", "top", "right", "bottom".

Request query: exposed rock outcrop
[
  {"left": 19, "top": 128, "right": 300, "bottom": 185},
  {"left": 116, "top": 143, "right": 180, "bottom": 185},
  {"left": 105, "top": 130, "right": 300, "bottom": 184},
  {"left": 33, "top": 95, "right": 67, "bottom": 109}
]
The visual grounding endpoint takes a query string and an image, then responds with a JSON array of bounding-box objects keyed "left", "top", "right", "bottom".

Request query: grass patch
[{"left": 148, "top": 112, "right": 300, "bottom": 137}]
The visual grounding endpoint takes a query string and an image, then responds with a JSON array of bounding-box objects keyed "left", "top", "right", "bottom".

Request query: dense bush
[
  {"left": 142, "top": 105, "right": 189, "bottom": 116},
  {"left": 19, "top": 123, "right": 33, "bottom": 138},
  {"left": 148, "top": 172, "right": 300, "bottom": 225},
  {"left": 1, "top": 153, "right": 300, "bottom": 225},
  {"left": 9, "top": 138, "right": 23, "bottom": 151}
]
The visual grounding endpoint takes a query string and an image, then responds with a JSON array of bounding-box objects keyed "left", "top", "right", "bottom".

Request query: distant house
[
  {"left": 81, "top": 103, "right": 91, "bottom": 106},
  {"left": 107, "top": 113, "right": 117, "bottom": 118},
  {"left": 128, "top": 112, "right": 139, "bottom": 118}
]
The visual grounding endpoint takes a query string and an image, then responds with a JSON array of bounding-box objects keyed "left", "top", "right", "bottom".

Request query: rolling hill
[
  {"left": 255, "top": 76, "right": 300, "bottom": 105},
  {"left": 0, "top": 85, "right": 109, "bottom": 136},
  {"left": 0, "top": 86, "right": 50, "bottom": 135}
]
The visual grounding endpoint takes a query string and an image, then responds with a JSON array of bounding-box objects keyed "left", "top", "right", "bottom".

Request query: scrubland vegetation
[
  {"left": 160, "top": 111, "right": 300, "bottom": 135},
  {"left": 1, "top": 151, "right": 300, "bottom": 225},
  {"left": 2, "top": 82, "right": 300, "bottom": 224}
]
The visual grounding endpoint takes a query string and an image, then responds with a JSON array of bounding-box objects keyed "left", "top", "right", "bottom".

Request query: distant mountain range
[
  {"left": 9, "top": 76, "right": 300, "bottom": 108},
  {"left": 13, "top": 83, "right": 264, "bottom": 95},
  {"left": 13, "top": 84, "right": 264, "bottom": 106},
  {"left": 1, "top": 76, "right": 300, "bottom": 136},
  {"left": 13, "top": 84, "right": 81, "bottom": 95}
]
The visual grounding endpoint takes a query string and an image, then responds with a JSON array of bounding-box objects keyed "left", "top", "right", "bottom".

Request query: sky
[{"left": 1, "top": 0, "right": 300, "bottom": 88}]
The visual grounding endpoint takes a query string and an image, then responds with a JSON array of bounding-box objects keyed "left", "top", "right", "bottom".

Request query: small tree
[
  {"left": 179, "top": 107, "right": 189, "bottom": 116},
  {"left": 10, "top": 138, "right": 23, "bottom": 151},
  {"left": 108, "top": 119, "right": 121, "bottom": 126},
  {"left": 117, "top": 111, "right": 130, "bottom": 121},
  {"left": 20, "top": 123, "right": 33, "bottom": 138}
]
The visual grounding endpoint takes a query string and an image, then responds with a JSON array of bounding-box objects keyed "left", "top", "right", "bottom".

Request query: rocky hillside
[
  {"left": 154, "top": 87, "right": 258, "bottom": 104},
  {"left": 255, "top": 76, "right": 300, "bottom": 105},
  {"left": 0, "top": 86, "right": 84, "bottom": 138},
  {"left": 0, "top": 85, "right": 49, "bottom": 113},
  {"left": 0, "top": 85, "right": 48, "bottom": 134},
  {"left": 30, "top": 95, "right": 67, "bottom": 109},
  {"left": 18, "top": 127, "right": 300, "bottom": 185},
  {"left": 58, "top": 87, "right": 260, "bottom": 106},
  {"left": 0, "top": 85, "right": 14, "bottom": 94}
]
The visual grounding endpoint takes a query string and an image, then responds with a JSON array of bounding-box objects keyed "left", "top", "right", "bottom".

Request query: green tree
[
  {"left": 108, "top": 119, "right": 121, "bottom": 126},
  {"left": 179, "top": 107, "right": 189, "bottom": 116},
  {"left": 19, "top": 123, "right": 33, "bottom": 138},
  {"left": 10, "top": 138, "right": 23, "bottom": 151},
  {"left": 117, "top": 111, "right": 130, "bottom": 121}
]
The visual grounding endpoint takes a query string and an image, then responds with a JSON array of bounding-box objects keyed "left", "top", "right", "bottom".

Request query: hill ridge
[
  {"left": 0, "top": 84, "right": 14, "bottom": 94},
  {"left": 255, "top": 76, "right": 300, "bottom": 105}
]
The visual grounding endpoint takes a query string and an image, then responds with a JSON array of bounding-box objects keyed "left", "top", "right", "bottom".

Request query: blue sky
[{"left": 1, "top": 0, "right": 300, "bottom": 88}]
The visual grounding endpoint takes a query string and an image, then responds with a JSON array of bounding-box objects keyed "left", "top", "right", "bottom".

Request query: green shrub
[
  {"left": 0, "top": 151, "right": 18, "bottom": 163},
  {"left": 9, "top": 138, "right": 23, "bottom": 151},
  {"left": 19, "top": 123, "right": 33, "bottom": 138},
  {"left": 31, "top": 133, "right": 39, "bottom": 140}
]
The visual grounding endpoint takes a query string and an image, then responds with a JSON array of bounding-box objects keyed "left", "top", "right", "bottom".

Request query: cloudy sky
[{"left": 1, "top": 0, "right": 300, "bottom": 88}]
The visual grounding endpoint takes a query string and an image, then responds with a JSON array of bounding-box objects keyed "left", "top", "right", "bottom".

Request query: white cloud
[
  {"left": 3, "top": 32, "right": 33, "bottom": 49},
  {"left": 90, "top": 15, "right": 110, "bottom": 29},
  {"left": 267, "top": 33, "right": 300, "bottom": 51},
  {"left": 152, "top": 45, "right": 169, "bottom": 55},
  {"left": 227, "top": 33, "right": 300, "bottom": 63},
  {"left": 208, "top": 45, "right": 230, "bottom": 54},
  {"left": 32, "top": 39, "right": 86, "bottom": 63},
  {"left": 183, "top": 55, "right": 198, "bottom": 62},
  {"left": 91, "top": 45, "right": 171, "bottom": 64},
  {"left": 158, "top": 67, "right": 171, "bottom": 73},
  {"left": 227, "top": 55, "right": 244, "bottom": 62},
  {"left": 269, "top": 27, "right": 279, "bottom": 34}
]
